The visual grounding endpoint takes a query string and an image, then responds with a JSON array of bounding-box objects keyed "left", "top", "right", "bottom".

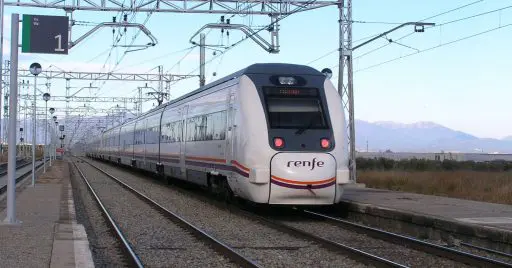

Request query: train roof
[{"left": 103, "top": 63, "right": 325, "bottom": 132}]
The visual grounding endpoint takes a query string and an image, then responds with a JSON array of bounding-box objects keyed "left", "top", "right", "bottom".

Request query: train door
[
  {"left": 143, "top": 118, "right": 147, "bottom": 166},
  {"left": 226, "top": 90, "right": 236, "bottom": 164},
  {"left": 157, "top": 110, "right": 163, "bottom": 169},
  {"left": 180, "top": 105, "right": 188, "bottom": 178},
  {"left": 132, "top": 122, "right": 137, "bottom": 164}
]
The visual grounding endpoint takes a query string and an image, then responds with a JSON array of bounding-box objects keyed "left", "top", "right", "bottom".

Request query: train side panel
[
  {"left": 322, "top": 79, "right": 350, "bottom": 203},
  {"left": 182, "top": 83, "right": 233, "bottom": 186},
  {"left": 119, "top": 122, "right": 135, "bottom": 166},
  {"left": 144, "top": 111, "right": 162, "bottom": 172},
  {"left": 133, "top": 117, "right": 146, "bottom": 167},
  {"left": 228, "top": 75, "right": 271, "bottom": 203},
  {"left": 160, "top": 106, "right": 185, "bottom": 179}
]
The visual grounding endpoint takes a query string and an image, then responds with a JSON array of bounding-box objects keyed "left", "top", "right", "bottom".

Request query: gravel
[
  {"left": 421, "top": 237, "right": 512, "bottom": 265},
  {"left": 69, "top": 161, "right": 128, "bottom": 267},
  {"left": 73, "top": 160, "right": 236, "bottom": 268},
  {"left": 279, "top": 219, "right": 472, "bottom": 268},
  {"left": 84, "top": 158, "right": 370, "bottom": 268},
  {"left": 329, "top": 209, "right": 512, "bottom": 266}
]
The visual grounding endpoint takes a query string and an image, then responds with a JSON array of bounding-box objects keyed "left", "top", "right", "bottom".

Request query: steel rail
[
  {"left": 86, "top": 156, "right": 408, "bottom": 268},
  {"left": 233, "top": 207, "right": 408, "bottom": 268},
  {"left": 0, "top": 160, "right": 45, "bottom": 195},
  {"left": 461, "top": 242, "right": 512, "bottom": 259},
  {"left": 72, "top": 161, "right": 144, "bottom": 268},
  {"left": 0, "top": 160, "right": 31, "bottom": 177},
  {"left": 85, "top": 157, "right": 408, "bottom": 267},
  {"left": 79, "top": 157, "right": 262, "bottom": 268},
  {"left": 302, "top": 210, "right": 512, "bottom": 268}
]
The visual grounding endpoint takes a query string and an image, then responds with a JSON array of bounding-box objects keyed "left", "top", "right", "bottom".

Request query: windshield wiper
[{"left": 295, "top": 118, "right": 315, "bottom": 135}]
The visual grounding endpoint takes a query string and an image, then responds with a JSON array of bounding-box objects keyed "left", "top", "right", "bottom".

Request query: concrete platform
[
  {"left": 0, "top": 160, "right": 94, "bottom": 268},
  {"left": 340, "top": 186, "right": 512, "bottom": 252}
]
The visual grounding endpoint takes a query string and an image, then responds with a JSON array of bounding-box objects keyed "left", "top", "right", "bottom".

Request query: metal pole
[
  {"left": 31, "top": 75, "right": 36, "bottom": 186},
  {"left": 338, "top": 0, "right": 356, "bottom": 182},
  {"left": 199, "top": 33, "right": 205, "bottom": 87},
  {"left": 44, "top": 101, "right": 47, "bottom": 172},
  {"left": 0, "top": 0, "right": 4, "bottom": 148},
  {"left": 49, "top": 119, "right": 51, "bottom": 166},
  {"left": 4, "top": 13, "right": 19, "bottom": 224}
]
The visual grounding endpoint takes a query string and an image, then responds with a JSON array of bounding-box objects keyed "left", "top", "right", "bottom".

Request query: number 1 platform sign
[{"left": 21, "top": 14, "right": 69, "bottom": 54}]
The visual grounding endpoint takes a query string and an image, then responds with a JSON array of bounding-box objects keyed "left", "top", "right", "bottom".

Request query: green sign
[{"left": 22, "top": 14, "right": 69, "bottom": 54}]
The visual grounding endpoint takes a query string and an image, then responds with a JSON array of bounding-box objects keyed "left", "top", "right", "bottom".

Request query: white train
[{"left": 87, "top": 63, "right": 350, "bottom": 205}]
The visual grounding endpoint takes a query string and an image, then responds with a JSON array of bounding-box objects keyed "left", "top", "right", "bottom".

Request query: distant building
[{"left": 356, "top": 151, "right": 512, "bottom": 162}]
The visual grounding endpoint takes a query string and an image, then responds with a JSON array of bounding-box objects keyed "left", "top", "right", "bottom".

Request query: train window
[
  {"left": 161, "top": 120, "right": 183, "bottom": 143},
  {"left": 265, "top": 93, "right": 328, "bottom": 129},
  {"left": 186, "top": 110, "right": 227, "bottom": 142}
]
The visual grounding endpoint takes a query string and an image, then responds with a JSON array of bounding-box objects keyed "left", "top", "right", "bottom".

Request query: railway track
[
  {"left": 461, "top": 242, "right": 512, "bottom": 259},
  {"left": 72, "top": 158, "right": 260, "bottom": 268},
  {"left": 0, "top": 158, "right": 45, "bottom": 195},
  {"left": 297, "top": 210, "right": 512, "bottom": 268},
  {"left": 80, "top": 157, "right": 477, "bottom": 268}
]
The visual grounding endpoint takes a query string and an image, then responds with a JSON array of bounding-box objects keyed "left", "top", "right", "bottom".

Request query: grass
[{"left": 357, "top": 170, "right": 512, "bottom": 205}]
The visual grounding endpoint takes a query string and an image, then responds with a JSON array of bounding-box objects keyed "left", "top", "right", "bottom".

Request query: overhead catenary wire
[
  {"left": 305, "top": 0, "right": 486, "bottom": 68},
  {"left": 352, "top": 22, "right": 512, "bottom": 74},
  {"left": 346, "top": 2, "right": 512, "bottom": 68},
  {"left": 93, "top": 4, "right": 158, "bottom": 97},
  {"left": 351, "top": 0, "right": 489, "bottom": 57},
  {"left": 168, "top": 0, "right": 320, "bottom": 88},
  {"left": 162, "top": 10, "right": 256, "bottom": 77}
]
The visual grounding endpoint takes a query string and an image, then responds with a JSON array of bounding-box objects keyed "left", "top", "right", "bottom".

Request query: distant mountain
[
  {"left": 4, "top": 114, "right": 512, "bottom": 154},
  {"left": 356, "top": 120, "right": 512, "bottom": 153}
]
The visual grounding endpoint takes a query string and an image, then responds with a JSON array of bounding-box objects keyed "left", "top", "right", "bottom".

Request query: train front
[{"left": 237, "top": 64, "right": 350, "bottom": 205}]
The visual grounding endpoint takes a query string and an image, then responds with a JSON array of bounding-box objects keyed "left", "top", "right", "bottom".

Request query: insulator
[
  {"left": 227, "top": 19, "right": 230, "bottom": 24},
  {"left": 112, "top": 16, "right": 116, "bottom": 22},
  {"left": 123, "top": 14, "right": 127, "bottom": 22},
  {"left": 220, "top": 16, "right": 224, "bottom": 23}
]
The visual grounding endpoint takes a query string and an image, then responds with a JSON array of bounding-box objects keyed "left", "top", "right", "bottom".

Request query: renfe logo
[{"left": 287, "top": 158, "right": 325, "bottom": 170}]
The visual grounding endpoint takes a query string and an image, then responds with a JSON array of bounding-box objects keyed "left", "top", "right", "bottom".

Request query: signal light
[
  {"left": 274, "top": 137, "right": 284, "bottom": 148},
  {"left": 321, "top": 138, "right": 330, "bottom": 149}
]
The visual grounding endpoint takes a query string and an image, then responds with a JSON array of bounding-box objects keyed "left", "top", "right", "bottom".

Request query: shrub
[{"left": 356, "top": 157, "right": 512, "bottom": 172}]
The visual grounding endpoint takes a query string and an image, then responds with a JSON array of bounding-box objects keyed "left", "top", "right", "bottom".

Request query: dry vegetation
[
  {"left": 358, "top": 170, "right": 512, "bottom": 205},
  {"left": 0, "top": 147, "right": 44, "bottom": 162}
]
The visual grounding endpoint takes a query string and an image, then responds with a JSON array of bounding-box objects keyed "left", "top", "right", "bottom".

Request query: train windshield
[{"left": 263, "top": 87, "right": 328, "bottom": 129}]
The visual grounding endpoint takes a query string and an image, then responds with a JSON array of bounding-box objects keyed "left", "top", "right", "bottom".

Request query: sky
[{"left": 1, "top": 0, "right": 511, "bottom": 142}]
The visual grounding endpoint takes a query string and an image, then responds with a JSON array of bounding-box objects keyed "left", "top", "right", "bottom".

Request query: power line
[
  {"left": 354, "top": 22, "right": 512, "bottom": 73},
  {"left": 351, "top": 0, "right": 487, "bottom": 57},
  {"left": 169, "top": 0, "right": 320, "bottom": 88},
  {"left": 306, "top": 48, "right": 338, "bottom": 65},
  {"left": 163, "top": 6, "right": 260, "bottom": 77},
  {"left": 437, "top": 4, "right": 512, "bottom": 27},
  {"left": 114, "top": 45, "right": 197, "bottom": 73},
  {"left": 421, "top": 0, "right": 484, "bottom": 21},
  {"left": 351, "top": 20, "right": 403, "bottom": 25},
  {"left": 309, "top": 0, "right": 485, "bottom": 68},
  {"left": 351, "top": 2, "right": 512, "bottom": 65}
]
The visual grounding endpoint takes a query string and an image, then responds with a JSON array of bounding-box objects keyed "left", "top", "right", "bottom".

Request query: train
[{"left": 86, "top": 63, "right": 350, "bottom": 205}]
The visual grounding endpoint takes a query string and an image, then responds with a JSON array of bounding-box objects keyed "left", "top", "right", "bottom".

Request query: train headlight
[
  {"left": 273, "top": 137, "right": 285, "bottom": 148},
  {"left": 278, "top": 76, "right": 296, "bottom": 85},
  {"left": 321, "top": 138, "right": 330, "bottom": 149}
]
